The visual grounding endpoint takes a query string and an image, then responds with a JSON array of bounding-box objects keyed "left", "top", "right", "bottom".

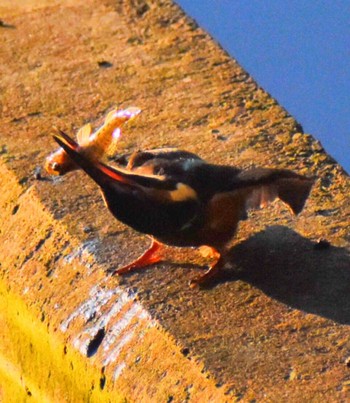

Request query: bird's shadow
[{"left": 218, "top": 225, "right": 350, "bottom": 325}]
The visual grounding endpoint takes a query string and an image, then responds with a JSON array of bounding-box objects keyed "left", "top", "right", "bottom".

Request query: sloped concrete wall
[{"left": 0, "top": 0, "right": 349, "bottom": 401}]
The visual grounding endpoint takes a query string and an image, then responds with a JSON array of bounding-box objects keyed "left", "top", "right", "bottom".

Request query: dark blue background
[{"left": 176, "top": 1, "right": 350, "bottom": 172}]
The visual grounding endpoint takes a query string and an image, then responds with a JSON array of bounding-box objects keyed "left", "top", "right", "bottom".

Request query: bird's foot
[
  {"left": 189, "top": 248, "right": 222, "bottom": 289},
  {"left": 112, "top": 239, "right": 163, "bottom": 275}
]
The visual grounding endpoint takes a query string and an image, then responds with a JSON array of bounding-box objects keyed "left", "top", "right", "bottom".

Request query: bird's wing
[{"left": 127, "top": 148, "right": 202, "bottom": 167}]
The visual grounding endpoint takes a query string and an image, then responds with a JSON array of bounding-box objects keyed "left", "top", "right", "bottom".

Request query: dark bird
[{"left": 53, "top": 130, "right": 315, "bottom": 288}]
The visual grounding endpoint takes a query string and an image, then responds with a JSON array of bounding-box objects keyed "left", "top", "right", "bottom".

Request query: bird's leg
[
  {"left": 113, "top": 238, "right": 163, "bottom": 275},
  {"left": 189, "top": 247, "right": 223, "bottom": 288}
]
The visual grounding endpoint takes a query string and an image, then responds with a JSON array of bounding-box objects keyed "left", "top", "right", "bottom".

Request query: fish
[{"left": 44, "top": 106, "right": 141, "bottom": 175}]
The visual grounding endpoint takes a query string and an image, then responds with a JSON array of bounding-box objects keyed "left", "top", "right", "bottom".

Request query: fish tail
[{"left": 91, "top": 107, "right": 141, "bottom": 156}]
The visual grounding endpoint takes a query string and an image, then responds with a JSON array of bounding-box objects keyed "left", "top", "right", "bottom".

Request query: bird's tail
[
  {"left": 274, "top": 174, "right": 315, "bottom": 214},
  {"left": 240, "top": 168, "right": 315, "bottom": 215}
]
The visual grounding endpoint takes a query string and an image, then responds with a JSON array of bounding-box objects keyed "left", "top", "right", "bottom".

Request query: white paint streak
[
  {"left": 60, "top": 284, "right": 125, "bottom": 332},
  {"left": 60, "top": 270, "right": 156, "bottom": 364},
  {"left": 64, "top": 238, "right": 100, "bottom": 271},
  {"left": 71, "top": 290, "right": 135, "bottom": 355},
  {"left": 111, "top": 319, "right": 150, "bottom": 381},
  {"left": 113, "top": 362, "right": 126, "bottom": 381},
  {"left": 102, "top": 303, "right": 142, "bottom": 351},
  {"left": 103, "top": 327, "right": 135, "bottom": 366}
]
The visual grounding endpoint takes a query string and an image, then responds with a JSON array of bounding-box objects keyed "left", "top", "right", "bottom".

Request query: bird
[{"left": 52, "top": 129, "right": 315, "bottom": 288}]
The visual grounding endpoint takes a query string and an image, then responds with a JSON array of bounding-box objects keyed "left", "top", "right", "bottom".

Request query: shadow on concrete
[
  {"left": 0, "top": 19, "right": 16, "bottom": 29},
  {"left": 224, "top": 225, "right": 350, "bottom": 325}
]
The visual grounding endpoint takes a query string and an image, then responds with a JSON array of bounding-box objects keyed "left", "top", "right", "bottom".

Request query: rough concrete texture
[{"left": 0, "top": 0, "right": 349, "bottom": 401}]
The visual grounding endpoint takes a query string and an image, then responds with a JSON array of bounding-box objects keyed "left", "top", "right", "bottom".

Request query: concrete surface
[{"left": 0, "top": 0, "right": 349, "bottom": 401}]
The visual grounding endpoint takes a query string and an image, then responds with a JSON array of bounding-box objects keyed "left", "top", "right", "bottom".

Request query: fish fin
[{"left": 76, "top": 123, "right": 92, "bottom": 145}]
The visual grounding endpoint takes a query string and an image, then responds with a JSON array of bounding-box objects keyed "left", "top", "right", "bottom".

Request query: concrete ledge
[
  {"left": 1, "top": 0, "right": 350, "bottom": 401},
  {"left": 0, "top": 162, "right": 226, "bottom": 401}
]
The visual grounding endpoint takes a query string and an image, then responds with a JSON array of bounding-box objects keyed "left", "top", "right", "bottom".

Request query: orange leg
[
  {"left": 113, "top": 239, "right": 163, "bottom": 275},
  {"left": 189, "top": 247, "right": 223, "bottom": 288}
]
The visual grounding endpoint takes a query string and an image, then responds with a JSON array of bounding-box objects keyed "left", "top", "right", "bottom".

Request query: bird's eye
[{"left": 52, "top": 162, "right": 60, "bottom": 171}]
